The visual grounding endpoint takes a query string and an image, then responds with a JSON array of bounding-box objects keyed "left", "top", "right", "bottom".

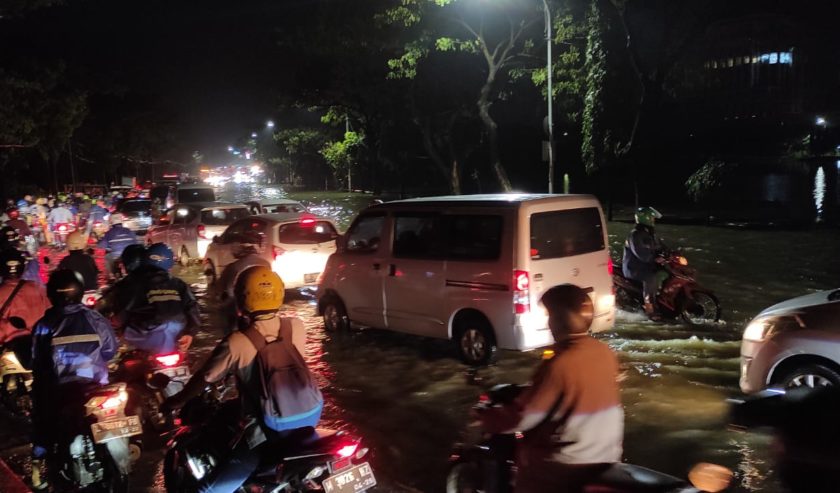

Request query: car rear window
[
  {"left": 178, "top": 188, "right": 215, "bottom": 202},
  {"left": 119, "top": 200, "right": 150, "bottom": 213},
  {"left": 264, "top": 203, "right": 306, "bottom": 214},
  {"left": 200, "top": 208, "right": 250, "bottom": 225},
  {"left": 530, "top": 207, "right": 605, "bottom": 260},
  {"left": 277, "top": 221, "right": 338, "bottom": 244}
]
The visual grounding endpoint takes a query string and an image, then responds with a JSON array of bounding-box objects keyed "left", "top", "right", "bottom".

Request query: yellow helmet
[
  {"left": 236, "top": 266, "right": 284, "bottom": 314},
  {"left": 67, "top": 231, "right": 87, "bottom": 251}
]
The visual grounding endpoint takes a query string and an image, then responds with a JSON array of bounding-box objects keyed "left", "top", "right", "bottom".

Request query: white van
[{"left": 317, "top": 194, "right": 616, "bottom": 364}]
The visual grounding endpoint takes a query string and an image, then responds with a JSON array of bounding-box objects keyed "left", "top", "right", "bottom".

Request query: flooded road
[{"left": 2, "top": 189, "right": 838, "bottom": 492}]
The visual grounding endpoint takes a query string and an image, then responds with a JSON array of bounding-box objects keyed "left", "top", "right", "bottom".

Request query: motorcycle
[
  {"left": 52, "top": 222, "right": 76, "bottom": 250},
  {"left": 613, "top": 250, "right": 721, "bottom": 325},
  {"left": 111, "top": 348, "right": 191, "bottom": 433},
  {"left": 0, "top": 319, "right": 32, "bottom": 419},
  {"left": 447, "top": 384, "right": 731, "bottom": 493},
  {"left": 163, "top": 381, "right": 376, "bottom": 493},
  {"left": 44, "top": 382, "right": 141, "bottom": 492},
  {"left": 729, "top": 387, "right": 840, "bottom": 493}
]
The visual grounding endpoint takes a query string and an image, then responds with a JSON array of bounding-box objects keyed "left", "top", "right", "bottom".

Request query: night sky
[{"left": 3, "top": 0, "right": 315, "bottom": 162}]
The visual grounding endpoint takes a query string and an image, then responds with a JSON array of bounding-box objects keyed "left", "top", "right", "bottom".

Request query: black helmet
[
  {"left": 121, "top": 244, "right": 147, "bottom": 273},
  {"left": 0, "top": 226, "right": 20, "bottom": 248},
  {"left": 0, "top": 249, "right": 26, "bottom": 280},
  {"left": 47, "top": 269, "right": 85, "bottom": 306},
  {"left": 540, "top": 284, "right": 594, "bottom": 334}
]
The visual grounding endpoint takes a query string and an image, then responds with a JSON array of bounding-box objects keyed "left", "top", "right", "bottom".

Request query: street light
[
  {"left": 816, "top": 116, "right": 827, "bottom": 127},
  {"left": 227, "top": 145, "right": 234, "bottom": 152},
  {"left": 266, "top": 120, "right": 275, "bottom": 129},
  {"left": 541, "top": 0, "right": 555, "bottom": 194},
  {"left": 251, "top": 132, "right": 258, "bottom": 138}
]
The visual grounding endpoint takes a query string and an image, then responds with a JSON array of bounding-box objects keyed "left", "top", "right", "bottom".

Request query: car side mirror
[{"left": 9, "top": 316, "right": 26, "bottom": 330}]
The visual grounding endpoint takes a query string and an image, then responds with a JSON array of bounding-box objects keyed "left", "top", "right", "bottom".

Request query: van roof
[
  {"left": 380, "top": 193, "right": 598, "bottom": 208},
  {"left": 174, "top": 201, "right": 246, "bottom": 210},
  {"left": 177, "top": 184, "right": 214, "bottom": 190}
]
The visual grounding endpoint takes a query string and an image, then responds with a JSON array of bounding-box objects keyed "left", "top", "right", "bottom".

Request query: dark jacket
[
  {"left": 32, "top": 304, "right": 118, "bottom": 386},
  {"left": 621, "top": 224, "right": 661, "bottom": 279},
  {"left": 58, "top": 251, "right": 99, "bottom": 291},
  {"left": 118, "top": 268, "right": 200, "bottom": 353},
  {"left": 97, "top": 224, "right": 138, "bottom": 256}
]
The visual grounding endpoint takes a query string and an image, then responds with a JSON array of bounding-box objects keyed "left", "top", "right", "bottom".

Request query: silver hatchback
[{"left": 740, "top": 289, "right": 840, "bottom": 393}]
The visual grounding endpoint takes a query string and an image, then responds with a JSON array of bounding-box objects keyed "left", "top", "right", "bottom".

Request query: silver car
[
  {"left": 115, "top": 199, "right": 153, "bottom": 235},
  {"left": 740, "top": 289, "right": 840, "bottom": 393},
  {"left": 146, "top": 202, "right": 251, "bottom": 266}
]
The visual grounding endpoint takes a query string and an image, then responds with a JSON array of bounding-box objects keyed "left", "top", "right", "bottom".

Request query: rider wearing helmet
[
  {"left": 115, "top": 243, "right": 199, "bottom": 354},
  {"left": 30, "top": 269, "right": 121, "bottom": 489},
  {"left": 0, "top": 249, "right": 50, "bottom": 347},
  {"left": 4, "top": 208, "right": 32, "bottom": 237},
  {"left": 99, "top": 244, "right": 148, "bottom": 320},
  {"left": 97, "top": 214, "right": 138, "bottom": 279},
  {"left": 622, "top": 207, "right": 664, "bottom": 319},
  {"left": 162, "top": 266, "right": 316, "bottom": 493},
  {"left": 57, "top": 231, "right": 99, "bottom": 290},
  {"left": 479, "top": 284, "right": 623, "bottom": 493},
  {"left": 216, "top": 231, "right": 270, "bottom": 334}
]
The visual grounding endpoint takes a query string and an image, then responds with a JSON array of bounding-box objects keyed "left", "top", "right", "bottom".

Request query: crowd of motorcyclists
[{"left": 0, "top": 192, "right": 829, "bottom": 493}]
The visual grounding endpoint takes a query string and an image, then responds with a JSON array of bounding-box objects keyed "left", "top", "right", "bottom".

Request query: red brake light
[
  {"left": 336, "top": 443, "right": 358, "bottom": 459},
  {"left": 197, "top": 224, "right": 207, "bottom": 239},
  {"left": 155, "top": 353, "right": 182, "bottom": 367},
  {"left": 273, "top": 245, "right": 285, "bottom": 260},
  {"left": 83, "top": 295, "right": 97, "bottom": 307},
  {"left": 513, "top": 270, "right": 530, "bottom": 314},
  {"left": 58, "top": 224, "right": 67, "bottom": 231},
  {"left": 299, "top": 213, "right": 316, "bottom": 226},
  {"left": 607, "top": 257, "right": 614, "bottom": 276},
  {"left": 100, "top": 396, "right": 122, "bottom": 410}
]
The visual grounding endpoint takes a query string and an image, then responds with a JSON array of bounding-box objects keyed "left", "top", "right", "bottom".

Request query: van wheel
[
  {"left": 179, "top": 246, "right": 190, "bottom": 267},
  {"left": 455, "top": 318, "right": 497, "bottom": 366},
  {"left": 204, "top": 260, "right": 217, "bottom": 286},
  {"left": 323, "top": 298, "right": 350, "bottom": 332}
]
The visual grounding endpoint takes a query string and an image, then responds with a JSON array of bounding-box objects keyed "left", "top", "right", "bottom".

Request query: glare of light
[
  {"left": 250, "top": 165, "right": 262, "bottom": 174},
  {"left": 814, "top": 166, "right": 826, "bottom": 219},
  {"left": 266, "top": 120, "right": 275, "bottom": 128},
  {"left": 245, "top": 152, "right": 251, "bottom": 159},
  {"left": 816, "top": 116, "right": 827, "bottom": 126},
  {"left": 251, "top": 132, "right": 257, "bottom": 138},
  {"left": 227, "top": 146, "right": 234, "bottom": 152},
  {"left": 233, "top": 150, "right": 240, "bottom": 155}
]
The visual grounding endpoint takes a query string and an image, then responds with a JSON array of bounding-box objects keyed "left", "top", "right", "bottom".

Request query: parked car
[
  {"left": 203, "top": 212, "right": 339, "bottom": 289},
  {"left": 245, "top": 199, "right": 307, "bottom": 215},
  {"left": 115, "top": 199, "right": 153, "bottom": 235},
  {"left": 316, "top": 194, "right": 616, "bottom": 365},
  {"left": 740, "top": 289, "right": 840, "bottom": 393},
  {"left": 146, "top": 202, "right": 251, "bottom": 265}
]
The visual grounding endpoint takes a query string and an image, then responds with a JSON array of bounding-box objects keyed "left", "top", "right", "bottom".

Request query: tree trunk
[{"left": 477, "top": 70, "right": 511, "bottom": 192}]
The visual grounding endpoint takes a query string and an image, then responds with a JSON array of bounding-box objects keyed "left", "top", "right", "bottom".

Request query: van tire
[
  {"left": 455, "top": 317, "right": 497, "bottom": 366},
  {"left": 323, "top": 298, "right": 350, "bottom": 332},
  {"left": 179, "top": 246, "right": 190, "bottom": 267}
]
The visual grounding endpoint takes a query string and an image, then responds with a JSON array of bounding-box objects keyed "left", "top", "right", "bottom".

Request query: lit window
[
  {"left": 712, "top": 60, "right": 718, "bottom": 69},
  {"left": 743, "top": 56, "right": 751, "bottom": 64},
  {"left": 769, "top": 53, "right": 778, "bottom": 64},
  {"left": 779, "top": 52, "right": 793, "bottom": 64},
  {"left": 752, "top": 55, "right": 759, "bottom": 63},
  {"left": 760, "top": 53, "right": 771, "bottom": 63},
  {"left": 728, "top": 58, "right": 734, "bottom": 67}
]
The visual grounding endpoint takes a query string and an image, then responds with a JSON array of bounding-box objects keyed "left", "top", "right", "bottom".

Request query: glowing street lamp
[
  {"left": 227, "top": 145, "right": 234, "bottom": 152},
  {"left": 266, "top": 120, "right": 275, "bottom": 129},
  {"left": 816, "top": 116, "right": 827, "bottom": 127},
  {"left": 251, "top": 132, "right": 258, "bottom": 138}
]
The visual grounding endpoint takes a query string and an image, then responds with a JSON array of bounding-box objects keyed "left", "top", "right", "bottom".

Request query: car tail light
[
  {"left": 607, "top": 257, "right": 614, "bottom": 276},
  {"left": 273, "top": 245, "right": 285, "bottom": 260},
  {"left": 300, "top": 214, "right": 316, "bottom": 226},
  {"left": 513, "top": 270, "right": 530, "bottom": 314},
  {"left": 155, "top": 353, "right": 182, "bottom": 367},
  {"left": 335, "top": 443, "right": 359, "bottom": 459},
  {"left": 197, "top": 224, "right": 207, "bottom": 239}
]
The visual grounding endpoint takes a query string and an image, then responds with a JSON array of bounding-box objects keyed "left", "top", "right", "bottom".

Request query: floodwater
[{"left": 2, "top": 186, "right": 838, "bottom": 492}]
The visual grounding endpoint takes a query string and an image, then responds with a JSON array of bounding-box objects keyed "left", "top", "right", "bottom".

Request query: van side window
[
  {"left": 346, "top": 214, "right": 385, "bottom": 254},
  {"left": 393, "top": 214, "right": 445, "bottom": 258},
  {"left": 530, "top": 207, "right": 605, "bottom": 260},
  {"left": 446, "top": 215, "right": 502, "bottom": 260}
]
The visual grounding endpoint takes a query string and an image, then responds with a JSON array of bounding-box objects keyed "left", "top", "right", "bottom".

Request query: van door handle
[
  {"left": 388, "top": 264, "right": 397, "bottom": 276},
  {"left": 372, "top": 263, "right": 381, "bottom": 271}
]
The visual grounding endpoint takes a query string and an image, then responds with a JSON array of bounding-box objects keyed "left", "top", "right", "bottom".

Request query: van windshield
[
  {"left": 178, "top": 188, "right": 215, "bottom": 202},
  {"left": 530, "top": 207, "right": 605, "bottom": 260}
]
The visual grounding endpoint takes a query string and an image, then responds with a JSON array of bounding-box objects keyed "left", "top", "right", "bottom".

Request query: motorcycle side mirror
[
  {"left": 148, "top": 372, "right": 172, "bottom": 390},
  {"left": 687, "top": 463, "right": 732, "bottom": 493},
  {"left": 8, "top": 316, "right": 26, "bottom": 330}
]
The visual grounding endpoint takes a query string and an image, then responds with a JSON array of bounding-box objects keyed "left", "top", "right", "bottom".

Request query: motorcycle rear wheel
[
  {"left": 680, "top": 291, "right": 721, "bottom": 325},
  {"left": 163, "top": 448, "right": 200, "bottom": 493}
]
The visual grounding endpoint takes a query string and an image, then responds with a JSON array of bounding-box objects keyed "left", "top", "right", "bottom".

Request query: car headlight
[
  {"left": 743, "top": 316, "right": 803, "bottom": 342},
  {"left": 743, "top": 318, "right": 772, "bottom": 342}
]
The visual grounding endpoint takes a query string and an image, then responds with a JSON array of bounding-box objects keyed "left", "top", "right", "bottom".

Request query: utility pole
[
  {"left": 346, "top": 115, "right": 352, "bottom": 192},
  {"left": 542, "top": 0, "right": 555, "bottom": 194}
]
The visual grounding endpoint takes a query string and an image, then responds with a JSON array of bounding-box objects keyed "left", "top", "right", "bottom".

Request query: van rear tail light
[
  {"left": 513, "top": 270, "right": 530, "bottom": 314},
  {"left": 197, "top": 224, "right": 207, "bottom": 239},
  {"left": 273, "top": 246, "right": 286, "bottom": 260},
  {"left": 607, "top": 257, "right": 614, "bottom": 276}
]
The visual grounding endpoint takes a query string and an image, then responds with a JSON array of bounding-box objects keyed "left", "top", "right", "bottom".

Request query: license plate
[
  {"left": 91, "top": 415, "right": 142, "bottom": 444},
  {"left": 160, "top": 365, "right": 190, "bottom": 380},
  {"left": 322, "top": 462, "right": 376, "bottom": 493},
  {"left": 304, "top": 272, "right": 320, "bottom": 284}
]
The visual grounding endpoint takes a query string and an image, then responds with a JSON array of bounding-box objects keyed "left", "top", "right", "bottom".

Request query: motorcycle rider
[
  {"left": 86, "top": 198, "right": 108, "bottom": 237},
  {"left": 216, "top": 231, "right": 270, "bottom": 334},
  {"left": 621, "top": 206, "right": 664, "bottom": 319},
  {"left": 115, "top": 243, "right": 199, "bottom": 354},
  {"left": 47, "top": 200, "right": 74, "bottom": 242},
  {"left": 3, "top": 207, "right": 32, "bottom": 238},
  {"left": 0, "top": 249, "right": 50, "bottom": 351},
  {"left": 0, "top": 226, "right": 42, "bottom": 284},
  {"left": 162, "top": 266, "right": 318, "bottom": 493},
  {"left": 29, "top": 269, "right": 121, "bottom": 490},
  {"left": 478, "top": 284, "right": 624, "bottom": 493},
  {"left": 97, "top": 214, "right": 138, "bottom": 280},
  {"left": 57, "top": 231, "right": 99, "bottom": 291}
]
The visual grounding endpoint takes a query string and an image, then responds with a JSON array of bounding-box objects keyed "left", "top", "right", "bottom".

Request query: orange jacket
[{"left": 0, "top": 280, "right": 51, "bottom": 345}]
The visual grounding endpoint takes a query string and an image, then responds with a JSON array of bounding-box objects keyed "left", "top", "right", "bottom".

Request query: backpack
[{"left": 242, "top": 319, "right": 323, "bottom": 432}]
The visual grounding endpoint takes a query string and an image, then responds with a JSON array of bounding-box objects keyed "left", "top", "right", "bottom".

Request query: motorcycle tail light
[
  {"left": 155, "top": 353, "right": 182, "bottom": 367},
  {"left": 58, "top": 224, "right": 67, "bottom": 231},
  {"left": 98, "top": 390, "right": 128, "bottom": 410},
  {"left": 678, "top": 256, "right": 688, "bottom": 266},
  {"left": 335, "top": 443, "right": 358, "bottom": 459},
  {"left": 197, "top": 224, "right": 207, "bottom": 239},
  {"left": 83, "top": 294, "right": 97, "bottom": 307}
]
